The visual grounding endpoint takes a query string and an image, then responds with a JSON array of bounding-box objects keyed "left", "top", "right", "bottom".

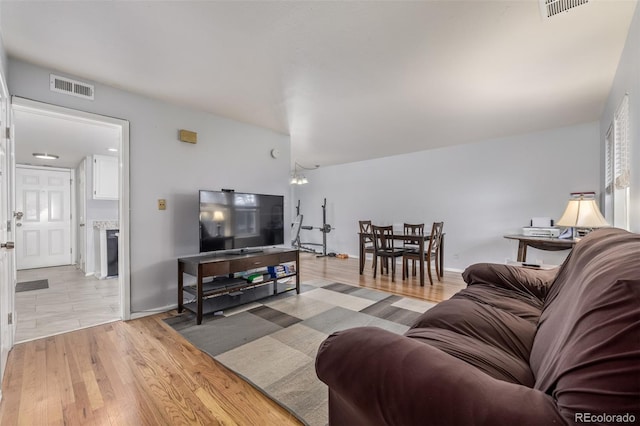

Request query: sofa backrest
[{"left": 530, "top": 228, "right": 639, "bottom": 420}]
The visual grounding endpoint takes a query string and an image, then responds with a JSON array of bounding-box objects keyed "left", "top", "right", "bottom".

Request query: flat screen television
[{"left": 199, "top": 190, "right": 284, "bottom": 253}]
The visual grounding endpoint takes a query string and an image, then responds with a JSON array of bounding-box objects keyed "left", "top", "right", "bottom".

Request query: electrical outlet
[{"left": 158, "top": 199, "right": 166, "bottom": 210}]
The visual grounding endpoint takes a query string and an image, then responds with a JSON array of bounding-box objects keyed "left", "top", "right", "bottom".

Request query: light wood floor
[{"left": 0, "top": 253, "right": 466, "bottom": 425}]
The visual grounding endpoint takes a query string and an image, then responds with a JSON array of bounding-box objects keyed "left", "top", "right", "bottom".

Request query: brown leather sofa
[{"left": 316, "top": 228, "right": 639, "bottom": 425}]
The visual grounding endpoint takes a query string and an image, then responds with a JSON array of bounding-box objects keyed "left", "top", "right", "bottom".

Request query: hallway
[{"left": 15, "top": 265, "right": 119, "bottom": 342}]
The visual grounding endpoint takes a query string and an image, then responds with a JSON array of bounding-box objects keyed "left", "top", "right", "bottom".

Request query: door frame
[
  {"left": 12, "top": 97, "right": 131, "bottom": 320},
  {"left": 76, "top": 157, "right": 87, "bottom": 272}
]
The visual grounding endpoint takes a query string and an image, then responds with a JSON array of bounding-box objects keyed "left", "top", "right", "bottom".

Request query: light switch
[{"left": 158, "top": 199, "right": 166, "bottom": 210}]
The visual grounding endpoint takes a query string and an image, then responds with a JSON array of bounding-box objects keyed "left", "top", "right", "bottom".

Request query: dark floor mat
[{"left": 16, "top": 279, "right": 49, "bottom": 292}]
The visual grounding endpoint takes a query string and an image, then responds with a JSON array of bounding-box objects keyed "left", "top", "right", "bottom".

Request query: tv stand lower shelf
[{"left": 178, "top": 248, "right": 300, "bottom": 324}]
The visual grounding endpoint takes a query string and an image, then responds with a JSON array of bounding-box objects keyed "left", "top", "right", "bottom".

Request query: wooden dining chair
[
  {"left": 425, "top": 222, "right": 444, "bottom": 285},
  {"left": 359, "top": 220, "right": 376, "bottom": 271},
  {"left": 372, "top": 225, "right": 404, "bottom": 282},
  {"left": 402, "top": 223, "right": 424, "bottom": 277}
]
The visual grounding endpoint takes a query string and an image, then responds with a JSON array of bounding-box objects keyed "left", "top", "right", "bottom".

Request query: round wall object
[{"left": 270, "top": 148, "right": 281, "bottom": 159}]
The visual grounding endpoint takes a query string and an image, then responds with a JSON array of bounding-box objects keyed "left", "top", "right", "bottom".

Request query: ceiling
[
  {"left": 1, "top": 1, "right": 637, "bottom": 168},
  {"left": 13, "top": 105, "right": 120, "bottom": 169}
]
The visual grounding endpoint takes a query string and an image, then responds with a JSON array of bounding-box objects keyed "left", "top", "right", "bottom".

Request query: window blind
[
  {"left": 605, "top": 125, "right": 614, "bottom": 193},
  {"left": 614, "top": 95, "right": 630, "bottom": 189}
]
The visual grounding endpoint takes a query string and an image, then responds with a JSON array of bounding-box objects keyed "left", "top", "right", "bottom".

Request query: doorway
[{"left": 12, "top": 97, "right": 130, "bottom": 342}]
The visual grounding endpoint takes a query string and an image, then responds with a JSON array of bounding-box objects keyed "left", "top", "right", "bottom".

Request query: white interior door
[
  {"left": 0, "top": 80, "right": 15, "bottom": 393},
  {"left": 15, "top": 165, "right": 72, "bottom": 270}
]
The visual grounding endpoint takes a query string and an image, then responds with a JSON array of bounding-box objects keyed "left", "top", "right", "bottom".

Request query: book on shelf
[
  {"left": 268, "top": 264, "right": 293, "bottom": 278},
  {"left": 246, "top": 273, "right": 265, "bottom": 283}
]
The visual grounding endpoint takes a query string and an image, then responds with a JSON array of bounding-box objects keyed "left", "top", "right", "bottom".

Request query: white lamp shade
[
  {"left": 556, "top": 198, "right": 609, "bottom": 228},
  {"left": 213, "top": 211, "right": 225, "bottom": 221},
  {"left": 290, "top": 175, "right": 308, "bottom": 185}
]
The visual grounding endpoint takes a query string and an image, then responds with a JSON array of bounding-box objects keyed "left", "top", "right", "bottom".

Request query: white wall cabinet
[{"left": 93, "top": 155, "right": 119, "bottom": 200}]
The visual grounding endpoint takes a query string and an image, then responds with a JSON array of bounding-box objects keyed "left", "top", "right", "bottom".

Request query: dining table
[{"left": 358, "top": 232, "right": 445, "bottom": 286}]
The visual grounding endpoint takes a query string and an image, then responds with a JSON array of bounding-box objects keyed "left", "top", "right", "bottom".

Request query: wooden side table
[{"left": 503, "top": 235, "right": 576, "bottom": 262}]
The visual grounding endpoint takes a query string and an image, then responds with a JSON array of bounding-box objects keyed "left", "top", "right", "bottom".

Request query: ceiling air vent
[
  {"left": 49, "top": 74, "right": 94, "bottom": 100},
  {"left": 540, "top": 0, "right": 589, "bottom": 19}
]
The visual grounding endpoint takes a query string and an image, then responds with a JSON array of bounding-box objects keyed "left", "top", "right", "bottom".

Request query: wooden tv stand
[{"left": 177, "top": 248, "right": 300, "bottom": 325}]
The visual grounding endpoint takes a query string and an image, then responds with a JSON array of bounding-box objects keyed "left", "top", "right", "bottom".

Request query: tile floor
[{"left": 15, "top": 265, "right": 120, "bottom": 343}]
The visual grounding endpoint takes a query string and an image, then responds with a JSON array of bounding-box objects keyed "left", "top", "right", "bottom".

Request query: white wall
[
  {"left": 600, "top": 3, "right": 639, "bottom": 233},
  {"left": 294, "top": 122, "right": 600, "bottom": 271},
  {"left": 8, "top": 59, "right": 292, "bottom": 313},
  {"left": 0, "top": 28, "right": 7, "bottom": 82}
]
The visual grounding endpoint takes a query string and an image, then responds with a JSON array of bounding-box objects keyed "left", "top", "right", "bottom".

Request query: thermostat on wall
[{"left": 270, "top": 148, "right": 280, "bottom": 159}]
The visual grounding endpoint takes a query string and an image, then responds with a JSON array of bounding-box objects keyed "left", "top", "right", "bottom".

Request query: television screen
[{"left": 199, "top": 190, "right": 284, "bottom": 253}]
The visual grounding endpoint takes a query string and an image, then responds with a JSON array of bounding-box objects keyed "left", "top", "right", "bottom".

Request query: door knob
[
  {"left": 14, "top": 212, "right": 23, "bottom": 220},
  {"left": 16, "top": 223, "right": 22, "bottom": 227},
  {"left": 1, "top": 242, "right": 14, "bottom": 249}
]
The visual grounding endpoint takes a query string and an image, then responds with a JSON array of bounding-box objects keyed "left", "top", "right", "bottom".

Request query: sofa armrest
[
  {"left": 316, "top": 327, "right": 566, "bottom": 426},
  {"left": 462, "top": 263, "right": 558, "bottom": 300}
]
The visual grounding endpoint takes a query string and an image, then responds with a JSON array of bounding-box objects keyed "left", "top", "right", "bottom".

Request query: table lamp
[
  {"left": 556, "top": 194, "right": 609, "bottom": 239},
  {"left": 213, "top": 210, "right": 225, "bottom": 237}
]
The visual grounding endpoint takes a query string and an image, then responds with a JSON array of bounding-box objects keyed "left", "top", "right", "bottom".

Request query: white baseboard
[
  {"left": 130, "top": 303, "right": 177, "bottom": 320},
  {"left": 358, "top": 254, "right": 463, "bottom": 274}
]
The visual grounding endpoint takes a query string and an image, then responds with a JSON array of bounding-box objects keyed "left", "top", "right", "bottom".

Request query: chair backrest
[
  {"left": 403, "top": 223, "right": 424, "bottom": 247},
  {"left": 359, "top": 220, "right": 373, "bottom": 244},
  {"left": 372, "top": 225, "right": 394, "bottom": 251},
  {"left": 428, "top": 222, "right": 444, "bottom": 254}
]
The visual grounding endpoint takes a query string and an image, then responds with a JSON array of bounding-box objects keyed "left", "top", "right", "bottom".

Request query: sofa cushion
[
  {"left": 462, "top": 262, "right": 559, "bottom": 303},
  {"left": 406, "top": 263, "right": 557, "bottom": 386},
  {"left": 316, "top": 326, "right": 566, "bottom": 426},
  {"left": 530, "top": 228, "right": 640, "bottom": 421}
]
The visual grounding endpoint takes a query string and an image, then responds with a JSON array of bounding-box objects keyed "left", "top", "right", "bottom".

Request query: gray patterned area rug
[{"left": 164, "top": 281, "right": 436, "bottom": 426}]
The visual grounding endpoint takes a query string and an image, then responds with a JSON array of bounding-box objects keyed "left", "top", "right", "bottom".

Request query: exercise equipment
[
  {"left": 290, "top": 214, "right": 309, "bottom": 252},
  {"left": 291, "top": 199, "right": 334, "bottom": 257}
]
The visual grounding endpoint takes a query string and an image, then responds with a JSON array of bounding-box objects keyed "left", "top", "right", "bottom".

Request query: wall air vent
[
  {"left": 540, "top": 0, "right": 589, "bottom": 19},
  {"left": 49, "top": 74, "right": 94, "bottom": 100}
]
